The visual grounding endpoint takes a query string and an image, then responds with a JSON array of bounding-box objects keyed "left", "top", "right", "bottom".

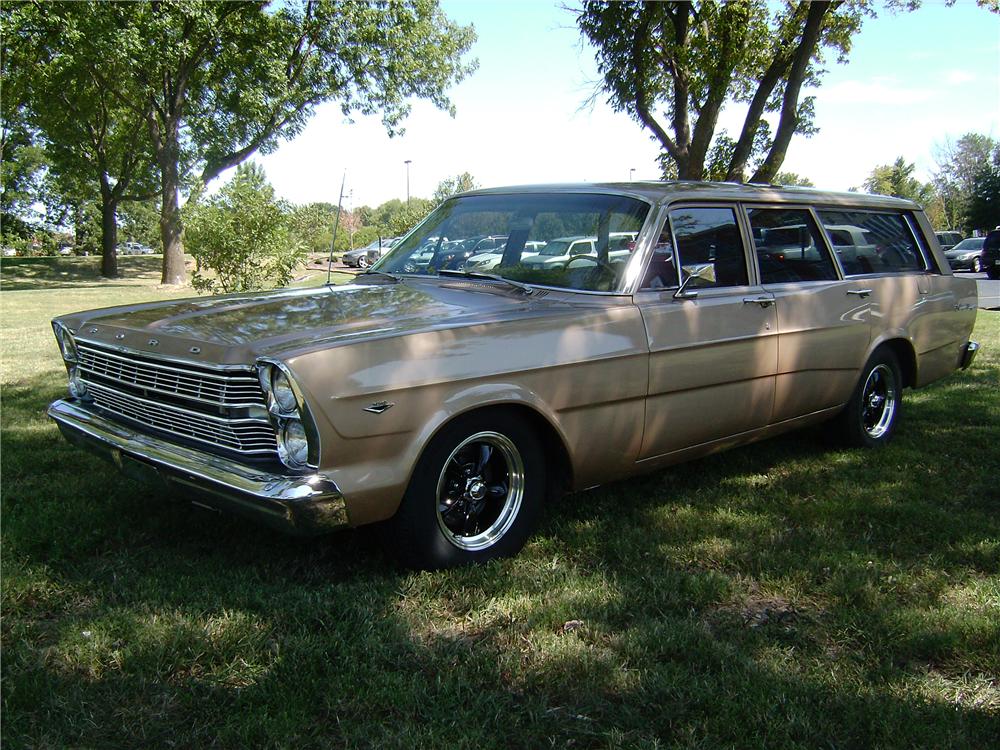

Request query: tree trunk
[
  {"left": 100, "top": 196, "right": 119, "bottom": 278},
  {"left": 158, "top": 127, "right": 187, "bottom": 285}
]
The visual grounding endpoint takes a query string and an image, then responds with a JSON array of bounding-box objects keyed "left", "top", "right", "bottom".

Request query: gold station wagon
[{"left": 48, "top": 182, "right": 981, "bottom": 568}]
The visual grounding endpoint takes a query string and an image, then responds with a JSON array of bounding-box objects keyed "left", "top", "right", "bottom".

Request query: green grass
[{"left": 2, "top": 259, "right": 999, "bottom": 748}]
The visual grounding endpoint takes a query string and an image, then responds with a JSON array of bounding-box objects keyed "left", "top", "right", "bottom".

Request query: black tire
[
  {"left": 382, "top": 411, "right": 545, "bottom": 569},
  {"left": 833, "top": 348, "right": 903, "bottom": 448},
  {"left": 988, "top": 266, "right": 1000, "bottom": 280}
]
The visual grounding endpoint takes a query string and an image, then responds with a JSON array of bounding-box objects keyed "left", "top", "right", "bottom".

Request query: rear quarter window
[{"left": 817, "top": 210, "right": 927, "bottom": 275}]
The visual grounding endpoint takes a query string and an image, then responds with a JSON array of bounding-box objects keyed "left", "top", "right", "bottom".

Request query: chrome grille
[
  {"left": 75, "top": 341, "right": 277, "bottom": 458},
  {"left": 87, "top": 381, "right": 278, "bottom": 455},
  {"left": 77, "top": 342, "right": 265, "bottom": 408}
]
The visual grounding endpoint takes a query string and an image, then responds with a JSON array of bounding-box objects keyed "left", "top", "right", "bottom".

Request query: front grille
[
  {"left": 77, "top": 342, "right": 265, "bottom": 408},
  {"left": 87, "top": 382, "right": 278, "bottom": 455},
  {"left": 75, "top": 341, "right": 277, "bottom": 459}
]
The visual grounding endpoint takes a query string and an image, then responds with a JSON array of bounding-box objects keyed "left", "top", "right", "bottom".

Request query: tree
[
  {"left": 577, "top": 1, "right": 874, "bottom": 182},
  {"left": 861, "top": 157, "right": 936, "bottom": 204},
  {"left": 966, "top": 145, "right": 1000, "bottom": 232},
  {"left": 126, "top": 0, "right": 476, "bottom": 285},
  {"left": 0, "top": 112, "right": 47, "bottom": 239},
  {"left": 433, "top": 172, "right": 478, "bottom": 203},
  {"left": 773, "top": 171, "right": 814, "bottom": 187},
  {"left": 185, "top": 162, "right": 303, "bottom": 293},
  {"left": 933, "top": 133, "right": 997, "bottom": 232},
  {"left": 4, "top": 2, "right": 159, "bottom": 277}
]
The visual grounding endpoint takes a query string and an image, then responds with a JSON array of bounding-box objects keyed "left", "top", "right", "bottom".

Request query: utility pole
[
  {"left": 629, "top": 167, "right": 636, "bottom": 182},
  {"left": 404, "top": 159, "right": 412, "bottom": 207}
]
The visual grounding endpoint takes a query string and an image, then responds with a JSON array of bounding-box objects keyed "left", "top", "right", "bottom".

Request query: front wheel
[
  {"left": 972, "top": 257, "right": 982, "bottom": 273},
  {"left": 833, "top": 348, "right": 902, "bottom": 448},
  {"left": 358, "top": 255, "right": 371, "bottom": 269},
  {"left": 383, "top": 411, "right": 545, "bottom": 569}
]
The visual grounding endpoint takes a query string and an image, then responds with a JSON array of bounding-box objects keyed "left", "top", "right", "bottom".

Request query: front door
[{"left": 636, "top": 205, "right": 777, "bottom": 460}]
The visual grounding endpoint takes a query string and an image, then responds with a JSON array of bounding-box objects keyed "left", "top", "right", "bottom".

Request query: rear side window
[
  {"left": 746, "top": 207, "right": 839, "bottom": 284},
  {"left": 816, "top": 210, "right": 926, "bottom": 275},
  {"left": 669, "top": 207, "right": 749, "bottom": 288}
]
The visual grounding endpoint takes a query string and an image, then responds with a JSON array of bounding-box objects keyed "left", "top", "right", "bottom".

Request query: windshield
[
  {"left": 374, "top": 193, "right": 650, "bottom": 292},
  {"left": 951, "top": 238, "right": 983, "bottom": 251}
]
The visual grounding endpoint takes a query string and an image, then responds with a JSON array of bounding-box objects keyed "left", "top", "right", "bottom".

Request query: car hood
[{"left": 61, "top": 279, "right": 571, "bottom": 364}]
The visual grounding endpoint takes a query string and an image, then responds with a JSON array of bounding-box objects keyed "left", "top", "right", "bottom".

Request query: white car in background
[
  {"left": 519, "top": 232, "right": 637, "bottom": 270},
  {"left": 120, "top": 241, "right": 154, "bottom": 255},
  {"left": 462, "top": 241, "right": 546, "bottom": 271}
]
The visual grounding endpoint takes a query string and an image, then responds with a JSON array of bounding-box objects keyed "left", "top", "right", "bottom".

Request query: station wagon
[{"left": 48, "top": 182, "right": 980, "bottom": 568}]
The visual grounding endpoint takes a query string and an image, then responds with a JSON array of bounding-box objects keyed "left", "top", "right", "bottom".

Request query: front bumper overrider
[{"left": 47, "top": 399, "right": 349, "bottom": 535}]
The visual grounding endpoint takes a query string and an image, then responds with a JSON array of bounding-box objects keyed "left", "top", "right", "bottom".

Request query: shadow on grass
[
  {"left": 0, "top": 256, "right": 166, "bottom": 291},
  {"left": 2, "top": 361, "right": 998, "bottom": 747}
]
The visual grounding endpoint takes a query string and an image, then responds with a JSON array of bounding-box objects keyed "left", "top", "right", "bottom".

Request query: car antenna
[{"left": 326, "top": 170, "right": 347, "bottom": 286}]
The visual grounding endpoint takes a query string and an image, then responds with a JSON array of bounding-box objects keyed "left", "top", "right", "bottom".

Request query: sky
[{"left": 255, "top": 0, "right": 1000, "bottom": 211}]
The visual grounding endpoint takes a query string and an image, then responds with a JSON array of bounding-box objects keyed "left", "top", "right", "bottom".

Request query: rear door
[
  {"left": 635, "top": 204, "right": 777, "bottom": 459},
  {"left": 744, "top": 204, "right": 871, "bottom": 422}
]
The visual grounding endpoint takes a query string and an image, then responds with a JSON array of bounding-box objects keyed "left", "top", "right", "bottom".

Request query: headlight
[
  {"left": 271, "top": 370, "right": 298, "bottom": 414},
  {"left": 256, "top": 359, "right": 320, "bottom": 470},
  {"left": 53, "top": 322, "right": 78, "bottom": 363},
  {"left": 278, "top": 419, "right": 309, "bottom": 467}
]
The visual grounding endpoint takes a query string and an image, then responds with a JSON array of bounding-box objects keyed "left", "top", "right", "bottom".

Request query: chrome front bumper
[
  {"left": 960, "top": 340, "right": 980, "bottom": 370},
  {"left": 47, "top": 399, "right": 349, "bottom": 535}
]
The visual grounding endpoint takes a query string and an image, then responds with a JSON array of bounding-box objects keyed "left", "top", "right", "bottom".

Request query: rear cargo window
[{"left": 816, "top": 210, "right": 926, "bottom": 275}]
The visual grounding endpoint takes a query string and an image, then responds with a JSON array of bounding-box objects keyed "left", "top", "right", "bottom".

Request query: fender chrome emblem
[
  {"left": 364, "top": 401, "right": 394, "bottom": 414},
  {"left": 148, "top": 338, "right": 159, "bottom": 347}
]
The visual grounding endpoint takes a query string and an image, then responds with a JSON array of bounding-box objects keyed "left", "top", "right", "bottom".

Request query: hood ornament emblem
[{"left": 364, "top": 401, "right": 395, "bottom": 415}]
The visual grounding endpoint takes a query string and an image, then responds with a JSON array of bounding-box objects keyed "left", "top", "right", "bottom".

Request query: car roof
[{"left": 460, "top": 181, "right": 920, "bottom": 211}]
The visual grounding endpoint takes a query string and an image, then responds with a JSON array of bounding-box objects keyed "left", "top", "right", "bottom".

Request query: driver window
[{"left": 669, "top": 207, "right": 749, "bottom": 288}]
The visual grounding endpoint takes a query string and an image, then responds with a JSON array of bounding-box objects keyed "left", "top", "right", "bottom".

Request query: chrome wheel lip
[
  {"left": 861, "top": 363, "right": 897, "bottom": 439},
  {"left": 435, "top": 430, "right": 525, "bottom": 551}
]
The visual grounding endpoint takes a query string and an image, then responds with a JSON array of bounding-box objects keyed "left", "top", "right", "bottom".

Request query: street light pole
[{"left": 404, "top": 160, "right": 412, "bottom": 206}]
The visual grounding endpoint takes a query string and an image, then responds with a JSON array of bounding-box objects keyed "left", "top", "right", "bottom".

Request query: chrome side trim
[{"left": 47, "top": 399, "right": 349, "bottom": 535}]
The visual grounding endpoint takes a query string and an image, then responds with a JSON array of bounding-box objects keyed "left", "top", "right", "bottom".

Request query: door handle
[
  {"left": 742, "top": 296, "right": 774, "bottom": 308},
  {"left": 847, "top": 289, "right": 873, "bottom": 298}
]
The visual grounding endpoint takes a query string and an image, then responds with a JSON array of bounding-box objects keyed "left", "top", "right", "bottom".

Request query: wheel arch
[
  {"left": 416, "top": 401, "right": 574, "bottom": 503},
  {"left": 873, "top": 336, "right": 917, "bottom": 388}
]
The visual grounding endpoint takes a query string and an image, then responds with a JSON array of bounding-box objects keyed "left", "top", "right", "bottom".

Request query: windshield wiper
[
  {"left": 438, "top": 268, "right": 534, "bottom": 295},
  {"left": 354, "top": 269, "right": 401, "bottom": 284}
]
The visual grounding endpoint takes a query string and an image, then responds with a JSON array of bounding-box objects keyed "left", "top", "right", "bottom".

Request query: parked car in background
[
  {"left": 48, "top": 182, "right": 980, "bottom": 569},
  {"left": 120, "top": 241, "right": 154, "bottom": 255},
  {"left": 58, "top": 246, "right": 75, "bottom": 256},
  {"left": 944, "top": 237, "right": 986, "bottom": 273},
  {"left": 982, "top": 229, "right": 1000, "bottom": 279},
  {"left": 2, "top": 247, "right": 18, "bottom": 257},
  {"left": 935, "top": 231, "right": 964, "bottom": 251},
  {"left": 342, "top": 237, "right": 399, "bottom": 268}
]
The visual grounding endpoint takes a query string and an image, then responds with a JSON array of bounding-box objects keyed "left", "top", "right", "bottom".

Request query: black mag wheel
[
  {"left": 834, "top": 347, "right": 902, "bottom": 448},
  {"left": 384, "top": 411, "right": 545, "bottom": 569}
]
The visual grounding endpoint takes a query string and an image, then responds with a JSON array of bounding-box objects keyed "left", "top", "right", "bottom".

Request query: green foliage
[
  {"left": 862, "top": 157, "right": 937, "bottom": 205},
  {"left": 118, "top": 200, "right": 162, "bottom": 250},
  {"left": 186, "top": 164, "right": 304, "bottom": 293},
  {"left": 0, "top": 115, "right": 47, "bottom": 237},
  {"left": 433, "top": 172, "right": 479, "bottom": 203},
  {"left": 966, "top": 146, "right": 1000, "bottom": 232},
  {"left": 577, "top": 1, "right": 872, "bottom": 181},
  {"left": 934, "top": 133, "right": 998, "bottom": 232},
  {"left": 773, "top": 171, "right": 815, "bottom": 187}
]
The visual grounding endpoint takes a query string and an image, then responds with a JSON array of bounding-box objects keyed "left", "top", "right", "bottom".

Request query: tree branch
[{"left": 752, "top": 1, "right": 833, "bottom": 183}]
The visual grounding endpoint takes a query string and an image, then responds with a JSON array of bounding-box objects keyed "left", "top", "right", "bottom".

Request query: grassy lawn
[{"left": 2, "top": 259, "right": 998, "bottom": 748}]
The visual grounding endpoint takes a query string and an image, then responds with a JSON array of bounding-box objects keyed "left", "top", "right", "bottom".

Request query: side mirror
[{"left": 674, "top": 263, "right": 716, "bottom": 300}]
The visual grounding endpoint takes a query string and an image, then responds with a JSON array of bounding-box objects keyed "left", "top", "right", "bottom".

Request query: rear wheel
[
  {"left": 383, "top": 411, "right": 545, "bottom": 569},
  {"left": 833, "top": 348, "right": 902, "bottom": 448}
]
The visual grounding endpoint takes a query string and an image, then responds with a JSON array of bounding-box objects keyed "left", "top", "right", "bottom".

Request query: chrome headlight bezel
[
  {"left": 256, "top": 358, "right": 320, "bottom": 470},
  {"left": 52, "top": 321, "right": 78, "bottom": 364}
]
